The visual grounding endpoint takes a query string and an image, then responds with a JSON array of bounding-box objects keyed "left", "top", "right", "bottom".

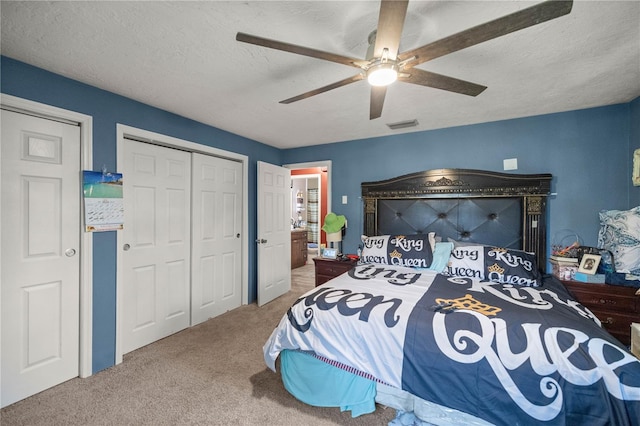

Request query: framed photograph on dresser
[
  {"left": 322, "top": 247, "right": 338, "bottom": 259},
  {"left": 578, "top": 253, "right": 601, "bottom": 274}
]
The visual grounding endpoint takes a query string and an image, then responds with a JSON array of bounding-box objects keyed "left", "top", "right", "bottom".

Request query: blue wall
[
  {"left": 1, "top": 56, "right": 281, "bottom": 373},
  {"left": 2, "top": 56, "right": 638, "bottom": 374},
  {"left": 282, "top": 103, "right": 636, "bottom": 257}
]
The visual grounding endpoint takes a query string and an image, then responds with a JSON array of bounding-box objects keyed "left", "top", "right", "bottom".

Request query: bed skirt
[{"left": 280, "top": 350, "right": 493, "bottom": 426}]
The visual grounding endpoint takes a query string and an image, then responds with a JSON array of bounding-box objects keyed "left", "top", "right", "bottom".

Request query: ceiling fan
[{"left": 236, "top": 0, "right": 573, "bottom": 120}]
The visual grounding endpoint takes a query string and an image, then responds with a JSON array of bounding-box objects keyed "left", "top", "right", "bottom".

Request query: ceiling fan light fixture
[{"left": 367, "top": 63, "right": 398, "bottom": 87}]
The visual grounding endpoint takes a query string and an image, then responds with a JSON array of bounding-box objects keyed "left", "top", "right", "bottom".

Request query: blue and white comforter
[{"left": 264, "top": 263, "right": 640, "bottom": 425}]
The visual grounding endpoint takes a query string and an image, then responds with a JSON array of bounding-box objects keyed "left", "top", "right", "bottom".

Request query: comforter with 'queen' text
[{"left": 264, "top": 263, "right": 640, "bottom": 425}]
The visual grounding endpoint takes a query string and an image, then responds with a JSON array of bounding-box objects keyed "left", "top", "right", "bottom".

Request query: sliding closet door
[
  {"left": 191, "top": 153, "right": 242, "bottom": 325},
  {"left": 121, "top": 140, "right": 191, "bottom": 354},
  {"left": 119, "top": 137, "right": 245, "bottom": 355}
]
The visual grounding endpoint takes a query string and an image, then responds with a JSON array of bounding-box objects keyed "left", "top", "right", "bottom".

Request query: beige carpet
[{"left": 1, "top": 263, "right": 396, "bottom": 425}]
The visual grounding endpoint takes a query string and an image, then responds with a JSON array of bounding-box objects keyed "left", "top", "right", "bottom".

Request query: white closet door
[
  {"left": 121, "top": 140, "right": 191, "bottom": 354},
  {"left": 191, "top": 153, "right": 242, "bottom": 325}
]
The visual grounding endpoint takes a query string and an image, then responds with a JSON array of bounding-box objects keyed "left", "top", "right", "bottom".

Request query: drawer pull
[{"left": 601, "top": 317, "right": 615, "bottom": 325}]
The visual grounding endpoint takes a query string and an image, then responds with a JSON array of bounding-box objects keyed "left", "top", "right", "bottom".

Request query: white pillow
[
  {"left": 444, "top": 243, "right": 542, "bottom": 286},
  {"left": 598, "top": 206, "right": 640, "bottom": 274},
  {"left": 360, "top": 233, "right": 434, "bottom": 268}
]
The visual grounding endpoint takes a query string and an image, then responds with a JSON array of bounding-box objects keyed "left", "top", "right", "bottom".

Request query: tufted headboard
[{"left": 361, "top": 169, "right": 552, "bottom": 268}]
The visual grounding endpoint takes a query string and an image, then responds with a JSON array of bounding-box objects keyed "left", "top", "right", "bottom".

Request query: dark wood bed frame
[{"left": 361, "top": 169, "right": 552, "bottom": 269}]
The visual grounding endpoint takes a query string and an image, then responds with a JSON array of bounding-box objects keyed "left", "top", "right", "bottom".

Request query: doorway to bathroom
[{"left": 286, "top": 161, "right": 331, "bottom": 263}]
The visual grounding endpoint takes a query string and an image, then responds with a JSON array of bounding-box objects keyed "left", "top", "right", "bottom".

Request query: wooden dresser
[
  {"left": 562, "top": 280, "right": 640, "bottom": 346},
  {"left": 291, "top": 230, "right": 308, "bottom": 269},
  {"left": 313, "top": 257, "right": 358, "bottom": 287}
]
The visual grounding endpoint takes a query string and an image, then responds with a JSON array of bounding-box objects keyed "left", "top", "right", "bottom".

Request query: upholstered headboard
[{"left": 361, "top": 169, "right": 552, "bottom": 268}]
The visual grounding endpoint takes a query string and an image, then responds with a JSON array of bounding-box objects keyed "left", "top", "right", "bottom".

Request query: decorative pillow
[
  {"left": 444, "top": 245, "right": 485, "bottom": 279},
  {"left": 598, "top": 206, "right": 640, "bottom": 275},
  {"left": 360, "top": 233, "right": 433, "bottom": 268},
  {"left": 484, "top": 246, "right": 541, "bottom": 287},
  {"left": 445, "top": 245, "right": 541, "bottom": 287}
]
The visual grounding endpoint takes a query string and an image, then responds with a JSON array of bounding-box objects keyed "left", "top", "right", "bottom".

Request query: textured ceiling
[{"left": 1, "top": 1, "right": 639, "bottom": 149}]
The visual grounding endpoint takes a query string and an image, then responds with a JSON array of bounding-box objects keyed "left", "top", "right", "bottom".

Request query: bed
[{"left": 264, "top": 169, "right": 640, "bottom": 425}]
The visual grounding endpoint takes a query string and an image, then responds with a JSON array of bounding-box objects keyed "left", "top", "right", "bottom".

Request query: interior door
[
  {"left": 191, "top": 153, "right": 242, "bottom": 324},
  {"left": 1, "top": 109, "right": 80, "bottom": 407},
  {"left": 257, "top": 161, "right": 291, "bottom": 306},
  {"left": 121, "top": 140, "right": 191, "bottom": 354}
]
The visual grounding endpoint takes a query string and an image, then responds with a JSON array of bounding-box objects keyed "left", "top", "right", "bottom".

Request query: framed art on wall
[{"left": 633, "top": 148, "right": 640, "bottom": 186}]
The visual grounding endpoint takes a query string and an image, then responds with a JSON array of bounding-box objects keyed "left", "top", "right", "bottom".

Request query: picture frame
[
  {"left": 634, "top": 148, "right": 640, "bottom": 186},
  {"left": 322, "top": 247, "right": 338, "bottom": 259},
  {"left": 578, "top": 253, "right": 601, "bottom": 275}
]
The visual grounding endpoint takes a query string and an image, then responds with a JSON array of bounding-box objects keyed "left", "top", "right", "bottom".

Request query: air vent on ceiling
[{"left": 386, "top": 119, "right": 419, "bottom": 130}]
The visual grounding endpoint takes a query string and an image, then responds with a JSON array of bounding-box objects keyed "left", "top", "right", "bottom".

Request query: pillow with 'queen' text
[
  {"left": 445, "top": 245, "right": 541, "bottom": 287},
  {"left": 360, "top": 234, "right": 433, "bottom": 268},
  {"left": 444, "top": 245, "right": 485, "bottom": 279}
]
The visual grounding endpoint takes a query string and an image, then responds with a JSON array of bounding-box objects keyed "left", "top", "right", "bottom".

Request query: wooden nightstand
[
  {"left": 561, "top": 280, "right": 640, "bottom": 346},
  {"left": 313, "top": 257, "right": 358, "bottom": 287}
]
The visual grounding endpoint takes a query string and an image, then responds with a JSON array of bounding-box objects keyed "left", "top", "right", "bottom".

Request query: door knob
[
  {"left": 237, "top": 233, "right": 241, "bottom": 238},
  {"left": 64, "top": 248, "right": 76, "bottom": 257},
  {"left": 255, "top": 238, "right": 267, "bottom": 244},
  {"left": 123, "top": 244, "right": 131, "bottom": 251}
]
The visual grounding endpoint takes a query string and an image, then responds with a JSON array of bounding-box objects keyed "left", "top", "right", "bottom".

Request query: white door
[
  {"left": 257, "top": 161, "right": 291, "bottom": 306},
  {"left": 191, "top": 153, "right": 242, "bottom": 324},
  {"left": 1, "top": 109, "right": 80, "bottom": 407},
  {"left": 121, "top": 140, "right": 191, "bottom": 354}
]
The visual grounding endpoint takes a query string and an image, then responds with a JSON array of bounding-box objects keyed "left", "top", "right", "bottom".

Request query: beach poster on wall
[{"left": 83, "top": 170, "right": 124, "bottom": 232}]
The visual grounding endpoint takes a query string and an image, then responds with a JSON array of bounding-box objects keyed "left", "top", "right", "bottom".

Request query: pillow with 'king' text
[{"left": 360, "top": 234, "right": 434, "bottom": 269}]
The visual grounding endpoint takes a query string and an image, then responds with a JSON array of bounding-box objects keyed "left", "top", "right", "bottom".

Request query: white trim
[
  {"left": 115, "top": 124, "right": 249, "bottom": 365},
  {"left": 1, "top": 93, "right": 94, "bottom": 378}
]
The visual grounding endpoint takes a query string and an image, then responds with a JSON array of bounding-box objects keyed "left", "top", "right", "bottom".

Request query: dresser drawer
[
  {"left": 567, "top": 288, "right": 637, "bottom": 313},
  {"left": 585, "top": 307, "right": 637, "bottom": 345},
  {"left": 315, "top": 261, "right": 354, "bottom": 276},
  {"left": 562, "top": 280, "right": 640, "bottom": 346},
  {"left": 562, "top": 281, "right": 639, "bottom": 313},
  {"left": 313, "top": 257, "right": 357, "bottom": 286}
]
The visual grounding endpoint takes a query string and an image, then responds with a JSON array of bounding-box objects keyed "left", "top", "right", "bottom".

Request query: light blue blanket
[
  {"left": 427, "top": 242, "right": 454, "bottom": 272},
  {"left": 280, "top": 350, "right": 376, "bottom": 417}
]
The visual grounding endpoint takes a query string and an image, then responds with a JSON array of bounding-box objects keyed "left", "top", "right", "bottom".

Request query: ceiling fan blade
[
  {"left": 401, "top": 68, "right": 487, "bottom": 96},
  {"left": 398, "top": 0, "right": 573, "bottom": 67},
  {"left": 370, "top": 86, "right": 387, "bottom": 120},
  {"left": 236, "top": 32, "right": 368, "bottom": 69},
  {"left": 280, "top": 74, "right": 364, "bottom": 104},
  {"left": 373, "top": 0, "right": 409, "bottom": 59}
]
